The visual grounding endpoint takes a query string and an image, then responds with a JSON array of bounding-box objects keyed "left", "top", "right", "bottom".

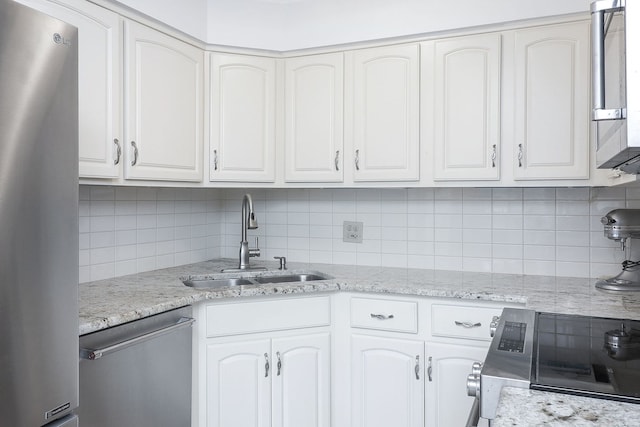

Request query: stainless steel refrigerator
[{"left": 0, "top": 0, "right": 79, "bottom": 426}]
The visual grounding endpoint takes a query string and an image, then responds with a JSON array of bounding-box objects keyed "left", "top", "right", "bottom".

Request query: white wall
[
  {"left": 111, "top": 0, "right": 591, "bottom": 50},
  {"left": 80, "top": 185, "right": 637, "bottom": 283}
]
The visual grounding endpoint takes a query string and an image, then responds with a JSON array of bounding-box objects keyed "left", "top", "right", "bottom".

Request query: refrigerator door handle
[{"left": 80, "top": 317, "right": 195, "bottom": 361}]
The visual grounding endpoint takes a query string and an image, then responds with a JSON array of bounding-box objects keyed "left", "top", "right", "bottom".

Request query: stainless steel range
[{"left": 466, "top": 308, "right": 640, "bottom": 425}]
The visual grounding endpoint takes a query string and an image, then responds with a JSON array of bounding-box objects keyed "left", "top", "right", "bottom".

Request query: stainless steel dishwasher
[{"left": 78, "top": 306, "right": 194, "bottom": 427}]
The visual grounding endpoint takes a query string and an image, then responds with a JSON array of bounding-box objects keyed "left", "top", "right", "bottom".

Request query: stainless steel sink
[{"left": 182, "top": 271, "right": 331, "bottom": 289}]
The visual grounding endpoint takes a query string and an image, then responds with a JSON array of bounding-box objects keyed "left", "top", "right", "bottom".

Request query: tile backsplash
[{"left": 80, "top": 185, "right": 640, "bottom": 283}]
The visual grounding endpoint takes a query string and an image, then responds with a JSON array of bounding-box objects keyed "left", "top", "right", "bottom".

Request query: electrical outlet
[{"left": 343, "top": 221, "right": 363, "bottom": 243}]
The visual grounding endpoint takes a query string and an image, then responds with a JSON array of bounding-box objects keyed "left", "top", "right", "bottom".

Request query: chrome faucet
[{"left": 235, "top": 193, "right": 263, "bottom": 270}]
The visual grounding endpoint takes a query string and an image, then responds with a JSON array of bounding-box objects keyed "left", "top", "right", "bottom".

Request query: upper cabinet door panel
[
  {"left": 124, "top": 21, "right": 204, "bottom": 181},
  {"left": 209, "top": 54, "right": 276, "bottom": 182},
  {"left": 513, "top": 22, "right": 590, "bottom": 180},
  {"left": 428, "top": 34, "right": 501, "bottom": 181},
  {"left": 17, "top": 0, "right": 123, "bottom": 178},
  {"left": 284, "top": 53, "right": 344, "bottom": 183},
  {"left": 349, "top": 44, "right": 420, "bottom": 182}
]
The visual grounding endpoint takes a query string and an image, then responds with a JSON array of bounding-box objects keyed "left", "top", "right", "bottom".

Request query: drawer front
[
  {"left": 351, "top": 297, "right": 418, "bottom": 333},
  {"left": 431, "top": 304, "right": 501, "bottom": 341},
  {"left": 206, "top": 296, "right": 331, "bottom": 337}
]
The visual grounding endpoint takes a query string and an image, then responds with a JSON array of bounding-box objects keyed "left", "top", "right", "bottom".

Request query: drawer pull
[
  {"left": 455, "top": 321, "right": 482, "bottom": 328},
  {"left": 370, "top": 313, "right": 395, "bottom": 320},
  {"left": 427, "top": 356, "right": 433, "bottom": 382},
  {"left": 415, "top": 355, "right": 420, "bottom": 380},
  {"left": 264, "top": 353, "right": 270, "bottom": 377}
]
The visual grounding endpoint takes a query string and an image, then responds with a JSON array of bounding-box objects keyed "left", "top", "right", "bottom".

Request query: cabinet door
[
  {"left": 124, "top": 20, "right": 203, "bottom": 181},
  {"left": 285, "top": 53, "right": 344, "bottom": 182},
  {"left": 426, "top": 34, "right": 501, "bottom": 181},
  {"left": 206, "top": 339, "right": 271, "bottom": 427},
  {"left": 209, "top": 53, "right": 276, "bottom": 182},
  {"left": 16, "top": 0, "right": 122, "bottom": 178},
  {"left": 512, "top": 21, "right": 590, "bottom": 180},
  {"left": 351, "top": 334, "right": 424, "bottom": 427},
  {"left": 272, "top": 333, "right": 331, "bottom": 427},
  {"left": 425, "top": 342, "right": 488, "bottom": 427},
  {"left": 348, "top": 44, "right": 420, "bottom": 182}
]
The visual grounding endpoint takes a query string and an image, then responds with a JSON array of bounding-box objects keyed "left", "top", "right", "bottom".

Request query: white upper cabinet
[
  {"left": 209, "top": 53, "right": 276, "bottom": 182},
  {"left": 423, "top": 33, "right": 501, "bottom": 181},
  {"left": 346, "top": 44, "right": 420, "bottom": 182},
  {"left": 511, "top": 21, "right": 590, "bottom": 180},
  {"left": 16, "top": 0, "right": 123, "bottom": 179},
  {"left": 123, "top": 20, "right": 204, "bottom": 181},
  {"left": 284, "top": 53, "right": 344, "bottom": 182}
]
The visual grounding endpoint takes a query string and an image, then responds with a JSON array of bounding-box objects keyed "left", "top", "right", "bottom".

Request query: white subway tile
[
  {"left": 136, "top": 256, "right": 156, "bottom": 273},
  {"left": 434, "top": 256, "right": 463, "bottom": 270},
  {"left": 91, "top": 200, "right": 115, "bottom": 216},
  {"left": 556, "top": 261, "right": 590, "bottom": 278},
  {"left": 116, "top": 230, "right": 136, "bottom": 246},
  {"left": 523, "top": 200, "right": 555, "bottom": 215},
  {"left": 463, "top": 228, "right": 492, "bottom": 243},
  {"left": 91, "top": 263, "right": 115, "bottom": 281},
  {"left": 492, "top": 188, "right": 522, "bottom": 200},
  {"left": 91, "top": 186, "right": 115, "bottom": 201},
  {"left": 463, "top": 200, "right": 492, "bottom": 215},
  {"left": 332, "top": 251, "right": 357, "bottom": 265},
  {"left": 463, "top": 243, "right": 492, "bottom": 258},
  {"left": 523, "top": 188, "right": 556, "bottom": 200},
  {"left": 556, "top": 246, "right": 589, "bottom": 262},
  {"left": 524, "top": 245, "right": 556, "bottom": 261},
  {"left": 523, "top": 215, "right": 555, "bottom": 230},
  {"left": 79, "top": 266, "right": 91, "bottom": 283},
  {"left": 408, "top": 254, "right": 434, "bottom": 269},
  {"left": 556, "top": 187, "right": 589, "bottom": 200},
  {"left": 115, "top": 200, "right": 137, "bottom": 215},
  {"left": 524, "top": 260, "right": 555, "bottom": 276},
  {"left": 91, "top": 231, "right": 115, "bottom": 249},
  {"left": 523, "top": 230, "right": 555, "bottom": 245},
  {"left": 556, "top": 201, "right": 589, "bottom": 215},
  {"left": 435, "top": 228, "right": 463, "bottom": 243},
  {"left": 556, "top": 215, "right": 589, "bottom": 231},
  {"left": 556, "top": 231, "right": 589, "bottom": 247},
  {"left": 463, "top": 258, "right": 492, "bottom": 272},
  {"left": 492, "top": 259, "right": 523, "bottom": 274},
  {"left": 116, "top": 244, "right": 137, "bottom": 261},
  {"left": 434, "top": 242, "right": 462, "bottom": 257},
  {"left": 493, "top": 200, "right": 523, "bottom": 215},
  {"left": 90, "top": 247, "right": 115, "bottom": 264},
  {"left": 356, "top": 252, "right": 382, "bottom": 266},
  {"left": 434, "top": 214, "right": 463, "bottom": 228},
  {"left": 492, "top": 244, "right": 522, "bottom": 259},
  {"left": 492, "top": 214, "right": 523, "bottom": 230}
]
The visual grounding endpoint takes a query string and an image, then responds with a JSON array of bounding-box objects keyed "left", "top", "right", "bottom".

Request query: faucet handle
[
  {"left": 249, "top": 237, "right": 261, "bottom": 258},
  {"left": 274, "top": 256, "right": 287, "bottom": 270}
]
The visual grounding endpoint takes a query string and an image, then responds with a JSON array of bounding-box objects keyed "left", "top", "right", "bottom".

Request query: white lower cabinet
[
  {"left": 351, "top": 334, "right": 425, "bottom": 427},
  {"left": 425, "top": 342, "right": 489, "bottom": 427},
  {"left": 205, "top": 333, "right": 330, "bottom": 427}
]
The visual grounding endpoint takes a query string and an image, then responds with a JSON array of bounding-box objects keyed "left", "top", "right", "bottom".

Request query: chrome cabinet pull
[
  {"left": 264, "top": 353, "right": 270, "bottom": 377},
  {"left": 213, "top": 149, "right": 218, "bottom": 171},
  {"left": 427, "top": 356, "right": 433, "bottom": 382},
  {"left": 130, "top": 141, "right": 138, "bottom": 166},
  {"left": 276, "top": 351, "right": 282, "bottom": 376},
  {"left": 491, "top": 144, "right": 496, "bottom": 168},
  {"left": 517, "top": 143, "right": 523, "bottom": 167},
  {"left": 355, "top": 149, "right": 360, "bottom": 171},
  {"left": 455, "top": 321, "right": 482, "bottom": 328},
  {"left": 335, "top": 150, "right": 340, "bottom": 171},
  {"left": 370, "top": 313, "right": 394, "bottom": 320},
  {"left": 113, "top": 138, "right": 121, "bottom": 165},
  {"left": 415, "top": 355, "right": 420, "bottom": 380}
]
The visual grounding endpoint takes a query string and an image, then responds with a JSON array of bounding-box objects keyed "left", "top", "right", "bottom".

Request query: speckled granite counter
[
  {"left": 78, "top": 258, "right": 640, "bottom": 335},
  {"left": 494, "top": 387, "right": 640, "bottom": 426}
]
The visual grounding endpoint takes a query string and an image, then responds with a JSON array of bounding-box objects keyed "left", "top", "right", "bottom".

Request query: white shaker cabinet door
[
  {"left": 209, "top": 53, "right": 276, "bottom": 182},
  {"left": 272, "top": 333, "right": 331, "bottom": 427},
  {"left": 425, "top": 33, "right": 501, "bottom": 181},
  {"left": 425, "top": 342, "right": 489, "bottom": 427},
  {"left": 16, "top": 0, "right": 123, "bottom": 178},
  {"left": 512, "top": 21, "right": 590, "bottom": 180},
  {"left": 284, "top": 53, "right": 344, "bottom": 182},
  {"left": 351, "top": 334, "right": 424, "bottom": 427},
  {"left": 124, "top": 20, "right": 204, "bottom": 182},
  {"left": 347, "top": 44, "right": 420, "bottom": 182},
  {"left": 206, "top": 339, "right": 272, "bottom": 427}
]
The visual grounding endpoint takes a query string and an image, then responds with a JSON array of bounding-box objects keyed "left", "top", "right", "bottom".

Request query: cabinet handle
[
  {"left": 491, "top": 144, "right": 496, "bottom": 168},
  {"left": 335, "top": 150, "right": 340, "bottom": 171},
  {"left": 355, "top": 149, "right": 360, "bottom": 171},
  {"left": 517, "top": 143, "right": 523, "bottom": 167},
  {"left": 455, "top": 321, "right": 482, "bottom": 328},
  {"left": 113, "top": 138, "right": 121, "bottom": 165},
  {"left": 276, "top": 351, "right": 282, "bottom": 376},
  {"left": 370, "top": 313, "right": 394, "bottom": 320},
  {"left": 130, "top": 141, "right": 138, "bottom": 166},
  {"left": 415, "top": 355, "right": 420, "bottom": 380},
  {"left": 427, "top": 356, "right": 433, "bottom": 382},
  {"left": 213, "top": 149, "right": 218, "bottom": 171},
  {"left": 264, "top": 353, "right": 270, "bottom": 377}
]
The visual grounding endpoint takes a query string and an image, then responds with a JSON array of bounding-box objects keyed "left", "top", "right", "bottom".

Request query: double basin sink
[{"left": 183, "top": 270, "right": 331, "bottom": 289}]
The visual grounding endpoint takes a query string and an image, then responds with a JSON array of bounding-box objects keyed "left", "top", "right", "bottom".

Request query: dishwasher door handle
[{"left": 80, "top": 317, "right": 195, "bottom": 360}]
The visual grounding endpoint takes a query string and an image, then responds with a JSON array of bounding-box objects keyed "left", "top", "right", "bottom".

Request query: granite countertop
[
  {"left": 78, "top": 258, "right": 640, "bottom": 335},
  {"left": 494, "top": 387, "right": 640, "bottom": 426},
  {"left": 78, "top": 258, "right": 640, "bottom": 424}
]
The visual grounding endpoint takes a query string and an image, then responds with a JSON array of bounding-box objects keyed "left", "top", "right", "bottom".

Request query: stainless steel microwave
[{"left": 592, "top": 0, "right": 640, "bottom": 173}]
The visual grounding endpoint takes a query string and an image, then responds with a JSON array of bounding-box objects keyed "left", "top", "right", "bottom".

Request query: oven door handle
[{"left": 465, "top": 397, "right": 480, "bottom": 427}]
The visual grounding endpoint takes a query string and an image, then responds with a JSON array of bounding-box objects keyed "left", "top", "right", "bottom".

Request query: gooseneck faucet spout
[{"left": 238, "top": 194, "right": 261, "bottom": 270}]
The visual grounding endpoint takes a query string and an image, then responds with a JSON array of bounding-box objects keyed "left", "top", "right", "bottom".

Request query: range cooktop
[{"left": 531, "top": 312, "right": 640, "bottom": 403}]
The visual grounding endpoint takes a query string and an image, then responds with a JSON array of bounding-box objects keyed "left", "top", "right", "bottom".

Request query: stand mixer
[{"left": 596, "top": 209, "right": 640, "bottom": 291}]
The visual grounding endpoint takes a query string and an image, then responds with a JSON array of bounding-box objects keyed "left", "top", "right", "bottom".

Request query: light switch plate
[{"left": 343, "top": 221, "right": 363, "bottom": 243}]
